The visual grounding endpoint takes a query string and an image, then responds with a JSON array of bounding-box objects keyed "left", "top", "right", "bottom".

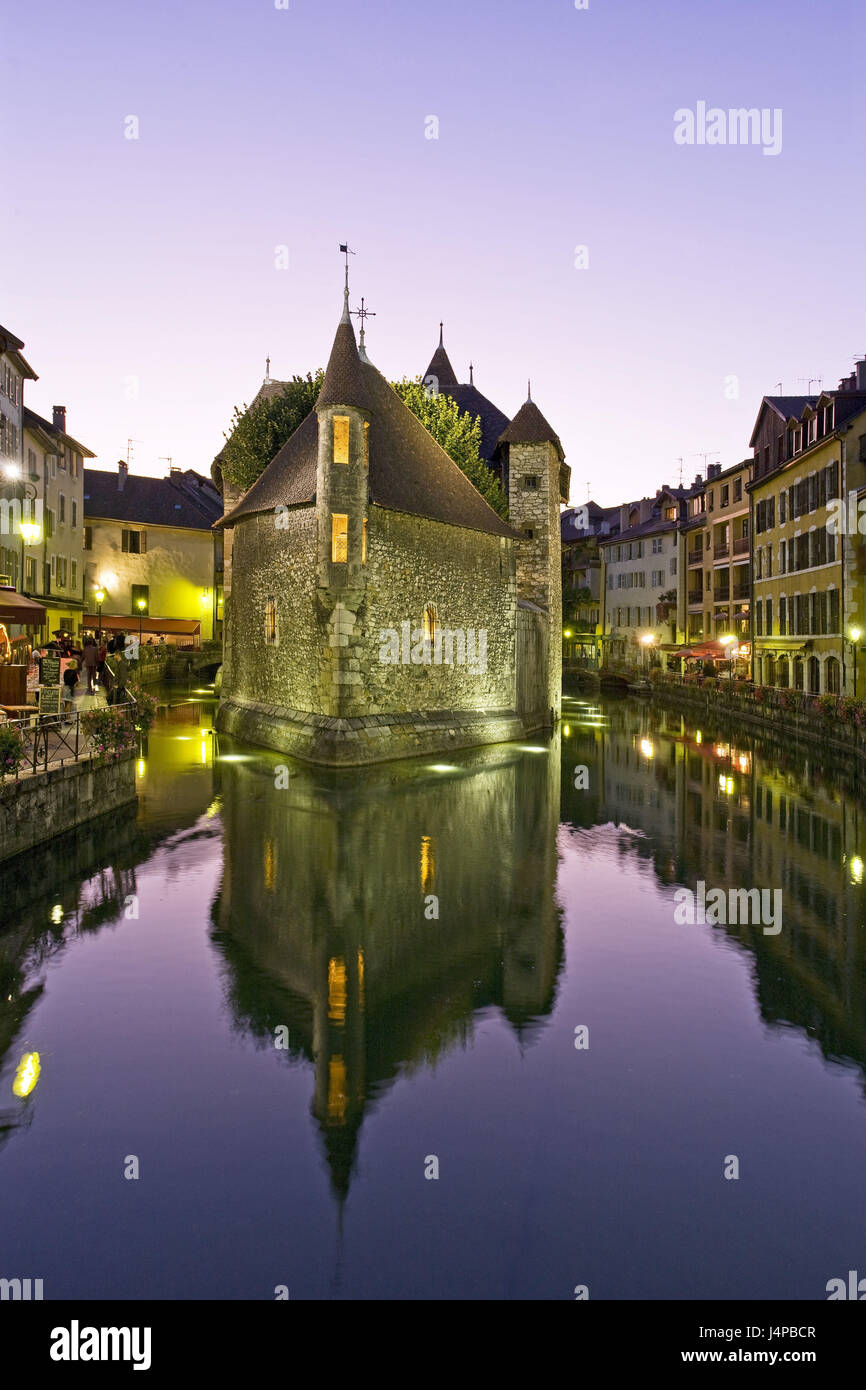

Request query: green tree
[
  {"left": 220, "top": 372, "right": 324, "bottom": 493},
  {"left": 391, "top": 378, "right": 509, "bottom": 519}
]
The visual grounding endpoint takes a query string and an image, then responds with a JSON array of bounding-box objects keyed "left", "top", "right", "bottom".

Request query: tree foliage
[
  {"left": 391, "top": 378, "right": 509, "bottom": 519},
  {"left": 220, "top": 372, "right": 324, "bottom": 494}
]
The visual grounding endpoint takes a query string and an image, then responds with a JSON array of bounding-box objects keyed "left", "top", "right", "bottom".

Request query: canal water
[{"left": 1, "top": 688, "right": 865, "bottom": 1300}]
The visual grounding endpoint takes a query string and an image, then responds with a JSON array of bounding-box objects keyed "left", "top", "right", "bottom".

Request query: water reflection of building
[
  {"left": 209, "top": 738, "right": 564, "bottom": 1199},
  {"left": 0, "top": 806, "right": 139, "bottom": 1150},
  {"left": 562, "top": 698, "right": 866, "bottom": 1086}
]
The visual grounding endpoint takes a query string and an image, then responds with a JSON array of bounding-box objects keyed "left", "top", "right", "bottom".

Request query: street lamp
[
  {"left": 849, "top": 626, "right": 862, "bottom": 698},
  {"left": 640, "top": 632, "right": 655, "bottom": 677},
  {"left": 137, "top": 596, "right": 147, "bottom": 643},
  {"left": 93, "top": 586, "right": 106, "bottom": 634}
]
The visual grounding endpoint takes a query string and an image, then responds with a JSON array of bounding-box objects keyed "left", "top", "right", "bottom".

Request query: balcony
[
  {"left": 687, "top": 547, "right": 703, "bottom": 566},
  {"left": 713, "top": 543, "right": 729, "bottom": 560},
  {"left": 688, "top": 588, "right": 703, "bottom": 607},
  {"left": 733, "top": 536, "right": 749, "bottom": 557},
  {"left": 732, "top": 586, "right": 750, "bottom": 602},
  {"left": 714, "top": 590, "right": 731, "bottom": 604}
]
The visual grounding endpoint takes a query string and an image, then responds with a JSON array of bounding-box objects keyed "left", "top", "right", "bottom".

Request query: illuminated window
[
  {"left": 328, "top": 956, "right": 347, "bottom": 1024},
  {"left": 328, "top": 1057, "right": 348, "bottom": 1122},
  {"left": 331, "top": 513, "right": 348, "bottom": 563},
  {"left": 265, "top": 595, "right": 277, "bottom": 643},
  {"left": 362, "top": 517, "right": 367, "bottom": 564},
  {"left": 423, "top": 603, "right": 438, "bottom": 644},
  {"left": 420, "top": 835, "right": 435, "bottom": 894},
  {"left": 363, "top": 421, "right": 370, "bottom": 467},
  {"left": 333, "top": 415, "right": 350, "bottom": 463}
]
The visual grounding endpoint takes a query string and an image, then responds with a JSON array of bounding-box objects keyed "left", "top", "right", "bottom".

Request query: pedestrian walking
[
  {"left": 62, "top": 660, "right": 79, "bottom": 718},
  {"left": 82, "top": 636, "right": 98, "bottom": 695}
]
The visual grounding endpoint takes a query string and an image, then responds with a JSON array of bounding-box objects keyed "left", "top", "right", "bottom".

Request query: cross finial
[{"left": 350, "top": 296, "right": 376, "bottom": 354}]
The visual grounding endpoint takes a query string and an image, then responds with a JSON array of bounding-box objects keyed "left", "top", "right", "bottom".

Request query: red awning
[
  {"left": 0, "top": 587, "right": 47, "bottom": 624},
  {"left": 83, "top": 614, "right": 201, "bottom": 635},
  {"left": 674, "top": 640, "right": 732, "bottom": 659}
]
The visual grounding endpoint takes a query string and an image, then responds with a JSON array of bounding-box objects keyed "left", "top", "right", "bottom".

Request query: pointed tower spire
[
  {"left": 527, "top": 379, "right": 532, "bottom": 402},
  {"left": 265, "top": 355, "right": 271, "bottom": 383},
  {"left": 423, "top": 323, "right": 457, "bottom": 387},
  {"left": 469, "top": 362, "right": 474, "bottom": 385}
]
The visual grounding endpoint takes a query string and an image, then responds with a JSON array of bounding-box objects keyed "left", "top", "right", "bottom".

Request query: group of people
[{"left": 54, "top": 631, "right": 133, "bottom": 711}]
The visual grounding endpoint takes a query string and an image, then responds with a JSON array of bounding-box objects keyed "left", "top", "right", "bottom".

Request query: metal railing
[{"left": 1, "top": 697, "right": 139, "bottom": 780}]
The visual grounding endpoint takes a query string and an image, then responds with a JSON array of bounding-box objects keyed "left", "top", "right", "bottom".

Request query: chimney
[
  {"left": 117, "top": 459, "right": 128, "bottom": 491},
  {"left": 53, "top": 405, "right": 67, "bottom": 434},
  {"left": 169, "top": 464, "right": 181, "bottom": 475},
  {"left": 857, "top": 358, "right": 866, "bottom": 392},
  {"left": 693, "top": 473, "right": 702, "bottom": 487}
]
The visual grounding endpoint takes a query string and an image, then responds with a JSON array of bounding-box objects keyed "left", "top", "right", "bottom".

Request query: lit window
[
  {"left": 331, "top": 513, "right": 348, "bottom": 563},
  {"left": 333, "top": 416, "right": 350, "bottom": 464},
  {"left": 362, "top": 516, "right": 367, "bottom": 564},
  {"left": 363, "top": 421, "right": 370, "bottom": 468},
  {"left": 265, "top": 595, "right": 277, "bottom": 643},
  {"left": 423, "top": 603, "right": 438, "bottom": 644}
]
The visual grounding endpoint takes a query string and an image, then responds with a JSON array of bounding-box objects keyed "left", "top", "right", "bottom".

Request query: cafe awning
[
  {"left": 0, "top": 587, "right": 47, "bottom": 624},
  {"left": 83, "top": 614, "right": 201, "bottom": 636},
  {"left": 673, "top": 639, "right": 736, "bottom": 659}
]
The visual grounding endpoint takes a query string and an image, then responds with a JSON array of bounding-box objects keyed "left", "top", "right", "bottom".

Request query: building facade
[
  {"left": 83, "top": 462, "right": 223, "bottom": 644},
  {"left": 749, "top": 370, "right": 866, "bottom": 693},
  {"left": 600, "top": 488, "right": 687, "bottom": 670},
  {"left": 679, "top": 459, "right": 751, "bottom": 648}
]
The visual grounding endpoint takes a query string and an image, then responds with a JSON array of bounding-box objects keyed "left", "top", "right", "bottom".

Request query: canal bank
[
  {"left": 646, "top": 678, "right": 866, "bottom": 768},
  {"left": 0, "top": 753, "right": 137, "bottom": 864}
]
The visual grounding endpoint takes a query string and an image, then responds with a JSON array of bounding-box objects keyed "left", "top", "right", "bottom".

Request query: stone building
[{"left": 215, "top": 287, "right": 568, "bottom": 764}]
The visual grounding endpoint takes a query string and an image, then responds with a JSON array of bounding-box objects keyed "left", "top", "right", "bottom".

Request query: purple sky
[{"left": 5, "top": 0, "right": 864, "bottom": 504}]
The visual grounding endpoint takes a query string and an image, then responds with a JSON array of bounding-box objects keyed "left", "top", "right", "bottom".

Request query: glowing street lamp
[
  {"left": 849, "top": 627, "right": 862, "bottom": 698},
  {"left": 136, "top": 596, "right": 147, "bottom": 643},
  {"left": 93, "top": 586, "right": 106, "bottom": 632},
  {"left": 640, "top": 631, "right": 655, "bottom": 676},
  {"left": 719, "top": 633, "right": 736, "bottom": 688}
]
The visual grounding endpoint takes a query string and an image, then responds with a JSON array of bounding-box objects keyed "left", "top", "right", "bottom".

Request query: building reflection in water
[
  {"left": 209, "top": 737, "right": 565, "bottom": 1199},
  {"left": 561, "top": 695, "right": 866, "bottom": 1086}
]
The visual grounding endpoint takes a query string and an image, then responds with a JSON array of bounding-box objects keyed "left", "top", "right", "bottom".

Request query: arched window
[
  {"left": 808, "top": 656, "right": 821, "bottom": 694},
  {"left": 793, "top": 658, "right": 804, "bottom": 690},
  {"left": 423, "top": 604, "right": 438, "bottom": 645},
  {"left": 826, "top": 656, "right": 840, "bottom": 694}
]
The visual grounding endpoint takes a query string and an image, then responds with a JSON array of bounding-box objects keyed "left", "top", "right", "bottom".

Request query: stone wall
[
  {"left": 507, "top": 439, "right": 562, "bottom": 719},
  {"left": 0, "top": 754, "right": 137, "bottom": 864},
  {"left": 220, "top": 502, "right": 518, "bottom": 721}
]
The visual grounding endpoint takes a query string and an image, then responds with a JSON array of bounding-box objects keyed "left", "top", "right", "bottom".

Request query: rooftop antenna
[
  {"left": 774, "top": 381, "right": 783, "bottom": 393},
  {"left": 126, "top": 438, "right": 140, "bottom": 466},
  {"left": 339, "top": 243, "right": 355, "bottom": 322},
  {"left": 798, "top": 376, "right": 823, "bottom": 394},
  {"left": 676, "top": 457, "right": 684, "bottom": 487},
  {"left": 693, "top": 450, "right": 720, "bottom": 478},
  {"left": 159, "top": 456, "right": 173, "bottom": 473}
]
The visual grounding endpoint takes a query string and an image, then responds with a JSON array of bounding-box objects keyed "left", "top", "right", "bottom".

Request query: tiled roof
[
  {"left": 495, "top": 399, "right": 565, "bottom": 461},
  {"left": 423, "top": 342, "right": 458, "bottom": 389},
  {"left": 23, "top": 406, "right": 95, "bottom": 458},
  {"left": 219, "top": 317, "right": 517, "bottom": 540},
  {"left": 598, "top": 517, "right": 679, "bottom": 547},
  {"left": 84, "top": 468, "right": 223, "bottom": 528},
  {"left": 437, "top": 383, "right": 510, "bottom": 464}
]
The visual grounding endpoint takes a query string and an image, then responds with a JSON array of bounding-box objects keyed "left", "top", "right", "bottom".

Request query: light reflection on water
[{"left": 0, "top": 690, "right": 865, "bottom": 1299}]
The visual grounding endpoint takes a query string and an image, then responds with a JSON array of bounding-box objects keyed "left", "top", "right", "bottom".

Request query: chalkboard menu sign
[
  {"left": 40, "top": 656, "right": 61, "bottom": 686},
  {"left": 38, "top": 685, "right": 62, "bottom": 717}
]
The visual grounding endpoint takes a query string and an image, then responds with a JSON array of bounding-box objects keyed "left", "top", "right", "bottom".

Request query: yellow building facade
[{"left": 749, "top": 386, "right": 866, "bottom": 694}]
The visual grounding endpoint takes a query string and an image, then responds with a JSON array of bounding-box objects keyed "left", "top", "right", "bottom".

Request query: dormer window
[
  {"left": 665, "top": 505, "right": 677, "bottom": 521},
  {"left": 333, "top": 416, "right": 350, "bottom": 464}
]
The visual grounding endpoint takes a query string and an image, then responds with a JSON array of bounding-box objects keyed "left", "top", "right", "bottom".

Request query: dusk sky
[{"left": 5, "top": 0, "right": 864, "bottom": 503}]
